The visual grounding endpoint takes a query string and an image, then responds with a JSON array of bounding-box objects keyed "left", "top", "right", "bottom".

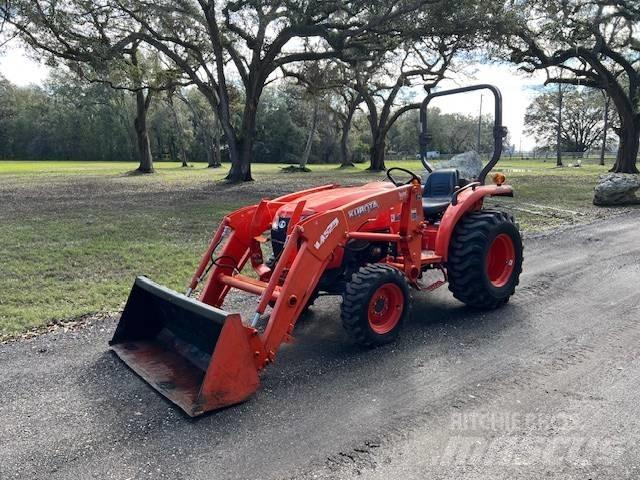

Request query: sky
[
  {"left": 437, "top": 64, "right": 546, "bottom": 151},
  {"left": 0, "top": 47, "right": 49, "bottom": 86},
  {"left": 0, "top": 46, "right": 546, "bottom": 150}
]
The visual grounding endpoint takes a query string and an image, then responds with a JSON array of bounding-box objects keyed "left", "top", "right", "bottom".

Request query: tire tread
[
  {"left": 447, "top": 209, "right": 523, "bottom": 309},
  {"left": 341, "top": 264, "right": 411, "bottom": 347}
]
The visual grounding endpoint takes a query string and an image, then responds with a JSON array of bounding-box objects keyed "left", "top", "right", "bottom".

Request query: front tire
[
  {"left": 447, "top": 209, "right": 523, "bottom": 309},
  {"left": 341, "top": 264, "right": 412, "bottom": 347}
]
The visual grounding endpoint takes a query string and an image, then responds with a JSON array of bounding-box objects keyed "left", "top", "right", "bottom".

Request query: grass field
[{"left": 0, "top": 158, "right": 628, "bottom": 339}]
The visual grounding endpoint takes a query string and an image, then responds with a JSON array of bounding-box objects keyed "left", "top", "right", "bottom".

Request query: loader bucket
[{"left": 110, "top": 276, "right": 260, "bottom": 416}]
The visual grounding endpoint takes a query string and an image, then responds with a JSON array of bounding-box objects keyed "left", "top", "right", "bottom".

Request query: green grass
[
  {"left": 0, "top": 200, "right": 237, "bottom": 336},
  {"left": 0, "top": 158, "right": 626, "bottom": 338},
  {"left": 0, "top": 160, "right": 343, "bottom": 177}
]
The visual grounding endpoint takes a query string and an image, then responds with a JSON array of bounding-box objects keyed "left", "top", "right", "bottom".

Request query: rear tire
[
  {"left": 341, "top": 264, "right": 412, "bottom": 347},
  {"left": 447, "top": 209, "right": 523, "bottom": 309}
]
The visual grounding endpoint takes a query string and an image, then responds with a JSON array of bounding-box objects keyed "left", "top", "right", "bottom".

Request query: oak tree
[{"left": 506, "top": 0, "right": 640, "bottom": 172}]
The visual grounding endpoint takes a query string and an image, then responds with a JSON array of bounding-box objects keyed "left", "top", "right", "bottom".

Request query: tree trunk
[
  {"left": 602, "top": 83, "right": 640, "bottom": 174},
  {"left": 556, "top": 84, "right": 563, "bottom": 167},
  {"left": 340, "top": 105, "right": 357, "bottom": 168},
  {"left": 226, "top": 138, "right": 253, "bottom": 181},
  {"left": 225, "top": 92, "right": 258, "bottom": 182},
  {"left": 600, "top": 94, "right": 610, "bottom": 166},
  {"left": 203, "top": 129, "right": 219, "bottom": 168},
  {"left": 180, "top": 146, "right": 188, "bottom": 167},
  {"left": 221, "top": 131, "right": 245, "bottom": 180},
  {"left": 167, "top": 94, "right": 188, "bottom": 167},
  {"left": 610, "top": 119, "right": 640, "bottom": 174},
  {"left": 209, "top": 117, "right": 221, "bottom": 168},
  {"left": 340, "top": 123, "right": 354, "bottom": 167},
  {"left": 200, "top": 86, "right": 243, "bottom": 179},
  {"left": 208, "top": 117, "right": 222, "bottom": 168},
  {"left": 368, "top": 136, "right": 386, "bottom": 171},
  {"left": 168, "top": 136, "right": 177, "bottom": 162},
  {"left": 204, "top": 145, "right": 213, "bottom": 166},
  {"left": 134, "top": 89, "right": 154, "bottom": 173},
  {"left": 299, "top": 101, "right": 319, "bottom": 170}
]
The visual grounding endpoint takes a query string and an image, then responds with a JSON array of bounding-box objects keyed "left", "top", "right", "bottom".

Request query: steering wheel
[{"left": 386, "top": 167, "right": 422, "bottom": 187}]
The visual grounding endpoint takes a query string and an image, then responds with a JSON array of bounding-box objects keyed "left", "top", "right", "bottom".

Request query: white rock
[
  {"left": 432, "top": 151, "right": 483, "bottom": 180},
  {"left": 593, "top": 173, "right": 640, "bottom": 206}
]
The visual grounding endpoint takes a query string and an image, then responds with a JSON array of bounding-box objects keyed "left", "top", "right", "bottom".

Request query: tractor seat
[{"left": 422, "top": 168, "right": 460, "bottom": 217}]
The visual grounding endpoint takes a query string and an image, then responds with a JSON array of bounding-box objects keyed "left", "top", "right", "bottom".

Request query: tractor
[{"left": 110, "top": 85, "right": 523, "bottom": 416}]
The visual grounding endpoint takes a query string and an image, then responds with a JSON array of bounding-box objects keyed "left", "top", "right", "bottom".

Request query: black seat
[{"left": 422, "top": 168, "right": 459, "bottom": 217}]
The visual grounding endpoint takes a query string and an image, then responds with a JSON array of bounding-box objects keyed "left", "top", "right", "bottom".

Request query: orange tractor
[{"left": 110, "top": 85, "right": 523, "bottom": 416}]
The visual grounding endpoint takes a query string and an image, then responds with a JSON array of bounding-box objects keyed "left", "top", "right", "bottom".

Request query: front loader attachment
[
  {"left": 109, "top": 182, "right": 424, "bottom": 416},
  {"left": 110, "top": 276, "right": 259, "bottom": 417}
]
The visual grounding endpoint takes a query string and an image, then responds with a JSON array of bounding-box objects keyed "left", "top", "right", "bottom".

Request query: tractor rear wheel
[
  {"left": 341, "top": 264, "right": 412, "bottom": 347},
  {"left": 447, "top": 209, "right": 523, "bottom": 309}
]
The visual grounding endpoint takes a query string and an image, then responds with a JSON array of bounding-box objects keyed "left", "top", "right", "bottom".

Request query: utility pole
[
  {"left": 477, "top": 94, "right": 483, "bottom": 154},
  {"left": 519, "top": 135, "right": 523, "bottom": 159},
  {"left": 600, "top": 92, "right": 610, "bottom": 167},
  {"left": 556, "top": 83, "right": 563, "bottom": 167}
]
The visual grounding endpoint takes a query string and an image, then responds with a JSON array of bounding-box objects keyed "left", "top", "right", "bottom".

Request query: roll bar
[{"left": 419, "top": 84, "right": 508, "bottom": 185}]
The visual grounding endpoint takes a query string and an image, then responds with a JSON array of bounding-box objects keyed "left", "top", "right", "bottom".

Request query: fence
[{"left": 386, "top": 150, "right": 635, "bottom": 165}]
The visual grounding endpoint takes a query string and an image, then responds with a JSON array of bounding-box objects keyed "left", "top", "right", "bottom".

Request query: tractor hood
[
  {"left": 275, "top": 182, "right": 395, "bottom": 218},
  {"left": 270, "top": 182, "right": 399, "bottom": 250}
]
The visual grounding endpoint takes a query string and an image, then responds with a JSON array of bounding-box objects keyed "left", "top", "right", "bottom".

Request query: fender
[{"left": 434, "top": 184, "right": 514, "bottom": 261}]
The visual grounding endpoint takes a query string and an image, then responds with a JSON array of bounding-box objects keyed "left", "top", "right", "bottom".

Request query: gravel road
[{"left": 1, "top": 212, "right": 639, "bottom": 479}]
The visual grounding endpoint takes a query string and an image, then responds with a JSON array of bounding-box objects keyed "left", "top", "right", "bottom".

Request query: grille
[{"left": 270, "top": 216, "right": 289, "bottom": 257}]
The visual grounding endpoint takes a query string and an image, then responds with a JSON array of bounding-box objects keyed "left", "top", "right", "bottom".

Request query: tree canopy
[
  {"left": 1, "top": 0, "right": 638, "bottom": 177},
  {"left": 505, "top": 0, "right": 640, "bottom": 172},
  {"left": 525, "top": 86, "right": 614, "bottom": 154}
]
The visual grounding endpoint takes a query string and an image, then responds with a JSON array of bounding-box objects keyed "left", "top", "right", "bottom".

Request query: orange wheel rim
[
  {"left": 486, "top": 233, "right": 516, "bottom": 288},
  {"left": 367, "top": 283, "right": 404, "bottom": 334}
]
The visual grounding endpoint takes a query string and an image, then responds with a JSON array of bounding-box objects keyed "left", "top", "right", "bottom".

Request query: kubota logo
[
  {"left": 314, "top": 218, "right": 339, "bottom": 250},
  {"left": 348, "top": 200, "right": 379, "bottom": 219}
]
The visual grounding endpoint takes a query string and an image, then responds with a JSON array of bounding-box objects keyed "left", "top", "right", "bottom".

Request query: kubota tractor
[{"left": 110, "top": 85, "right": 523, "bottom": 416}]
